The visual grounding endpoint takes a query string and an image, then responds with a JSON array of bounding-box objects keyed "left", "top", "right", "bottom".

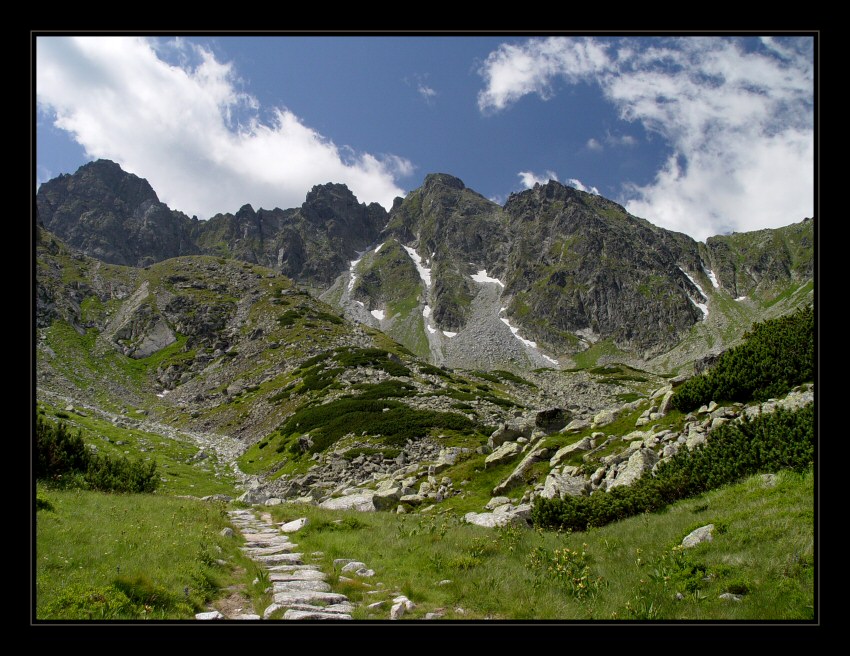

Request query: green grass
[
  {"left": 263, "top": 468, "right": 813, "bottom": 619},
  {"left": 35, "top": 485, "right": 245, "bottom": 619},
  {"left": 35, "top": 403, "right": 238, "bottom": 498}
]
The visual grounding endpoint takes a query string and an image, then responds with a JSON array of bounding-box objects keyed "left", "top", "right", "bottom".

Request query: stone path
[{"left": 197, "top": 509, "right": 354, "bottom": 620}]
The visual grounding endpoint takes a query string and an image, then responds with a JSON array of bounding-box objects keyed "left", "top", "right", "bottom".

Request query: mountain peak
[{"left": 423, "top": 173, "right": 465, "bottom": 191}]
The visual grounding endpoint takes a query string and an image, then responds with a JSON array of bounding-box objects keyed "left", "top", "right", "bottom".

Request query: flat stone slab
[
  {"left": 232, "top": 614, "right": 261, "bottom": 620},
  {"left": 273, "top": 580, "right": 332, "bottom": 593},
  {"left": 241, "top": 543, "right": 297, "bottom": 556},
  {"left": 283, "top": 610, "right": 352, "bottom": 620},
  {"left": 266, "top": 564, "right": 320, "bottom": 573},
  {"left": 273, "top": 590, "right": 348, "bottom": 606},
  {"left": 195, "top": 611, "right": 225, "bottom": 620},
  {"left": 254, "top": 553, "right": 304, "bottom": 565},
  {"left": 269, "top": 570, "right": 328, "bottom": 582}
]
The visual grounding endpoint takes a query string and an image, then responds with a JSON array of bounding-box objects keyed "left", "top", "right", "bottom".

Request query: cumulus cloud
[
  {"left": 518, "top": 170, "right": 559, "bottom": 188},
  {"left": 36, "top": 36, "right": 411, "bottom": 218},
  {"left": 478, "top": 36, "right": 814, "bottom": 240},
  {"left": 586, "top": 137, "right": 603, "bottom": 152},
  {"left": 567, "top": 178, "right": 600, "bottom": 195}
]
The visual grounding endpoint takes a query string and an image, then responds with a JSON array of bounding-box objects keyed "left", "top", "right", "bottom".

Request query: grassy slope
[{"left": 262, "top": 468, "right": 813, "bottom": 620}]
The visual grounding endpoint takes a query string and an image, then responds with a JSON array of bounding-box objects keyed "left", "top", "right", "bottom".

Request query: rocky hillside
[{"left": 36, "top": 161, "right": 814, "bottom": 374}]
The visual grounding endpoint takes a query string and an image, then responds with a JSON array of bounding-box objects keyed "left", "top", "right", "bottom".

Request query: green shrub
[
  {"left": 533, "top": 404, "right": 813, "bottom": 532},
  {"left": 672, "top": 306, "right": 813, "bottom": 412},
  {"left": 35, "top": 418, "right": 159, "bottom": 493}
]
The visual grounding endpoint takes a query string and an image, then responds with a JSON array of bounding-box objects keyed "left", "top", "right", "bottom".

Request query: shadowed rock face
[
  {"left": 37, "top": 161, "right": 388, "bottom": 287},
  {"left": 36, "top": 159, "right": 199, "bottom": 267}
]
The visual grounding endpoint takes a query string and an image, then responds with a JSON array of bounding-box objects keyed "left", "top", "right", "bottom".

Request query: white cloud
[
  {"left": 477, "top": 37, "right": 609, "bottom": 112},
  {"left": 567, "top": 178, "right": 600, "bottom": 195},
  {"left": 478, "top": 36, "right": 814, "bottom": 239},
  {"left": 604, "top": 130, "right": 637, "bottom": 147},
  {"left": 36, "top": 36, "right": 411, "bottom": 218},
  {"left": 586, "top": 137, "right": 603, "bottom": 151},
  {"left": 518, "top": 170, "right": 558, "bottom": 188},
  {"left": 418, "top": 84, "right": 437, "bottom": 103}
]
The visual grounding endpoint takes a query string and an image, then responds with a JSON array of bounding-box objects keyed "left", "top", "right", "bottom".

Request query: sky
[{"left": 35, "top": 34, "right": 815, "bottom": 242}]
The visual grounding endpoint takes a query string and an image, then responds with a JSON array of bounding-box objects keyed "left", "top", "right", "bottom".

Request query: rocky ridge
[{"left": 37, "top": 161, "right": 814, "bottom": 374}]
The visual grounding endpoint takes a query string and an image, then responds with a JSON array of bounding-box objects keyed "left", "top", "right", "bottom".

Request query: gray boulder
[
  {"left": 319, "top": 492, "right": 376, "bottom": 512},
  {"left": 549, "top": 436, "right": 593, "bottom": 467},
  {"left": 485, "top": 441, "right": 522, "bottom": 468},
  {"left": 492, "top": 445, "right": 550, "bottom": 496},
  {"left": 488, "top": 420, "right": 533, "bottom": 448},
  {"left": 280, "top": 517, "right": 309, "bottom": 533},
  {"left": 607, "top": 448, "right": 659, "bottom": 489},
  {"left": 682, "top": 524, "right": 714, "bottom": 548},
  {"left": 541, "top": 471, "right": 589, "bottom": 499}
]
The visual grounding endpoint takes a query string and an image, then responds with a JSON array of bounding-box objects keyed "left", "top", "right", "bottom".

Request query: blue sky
[{"left": 35, "top": 35, "right": 814, "bottom": 241}]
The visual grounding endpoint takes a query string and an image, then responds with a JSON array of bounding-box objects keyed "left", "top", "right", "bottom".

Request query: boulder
[
  {"left": 484, "top": 496, "right": 512, "bottom": 510},
  {"left": 372, "top": 487, "right": 402, "bottom": 510},
  {"left": 279, "top": 517, "right": 309, "bottom": 533},
  {"left": 464, "top": 504, "right": 532, "bottom": 528},
  {"left": 564, "top": 418, "right": 591, "bottom": 432},
  {"left": 549, "top": 437, "right": 593, "bottom": 467},
  {"left": 488, "top": 419, "right": 534, "bottom": 448},
  {"left": 682, "top": 524, "right": 715, "bottom": 548},
  {"left": 534, "top": 408, "right": 571, "bottom": 433},
  {"left": 541, "top": 471, "right": 589, "bottom": 499},
  {"left": 319, "top": 492, "right": 376, "bottom": 512},
  {"left": 592, "top": 408, "right": 619, "bottom": 428},
  {"left": 658, "top": 390, "right": 675, "bottom": 416},
  {"left": 492, "top": 446, "right": 550, "bottom": 496},
  {"left": 607, "top": 448, "right": 659, "bottom": 489},
  {"left": 485, "top": 441, "right": 523, "bottom": 468}
]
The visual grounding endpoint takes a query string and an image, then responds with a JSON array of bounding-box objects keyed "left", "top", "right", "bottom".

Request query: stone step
[
  {"left": 254, "top": 553, "right": 304, "bottom": 565},
  {"left": 273, "top": 590, "right": 348, "bottom": 606},
  {"left": 241, "top": 543, "right": 298, "bottom": 556},
  {"left": 273, "top": 579, "right": 332, "bottom": 593},
  {"left": 269, "top": 570, "right": 328, "bottom": 582},
  {"left": 283, "top": 609, "right": 352, "bottom": 620}
]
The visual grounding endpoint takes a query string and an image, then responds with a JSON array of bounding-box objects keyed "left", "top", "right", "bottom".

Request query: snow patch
[
  {"left": 679, "top": 266, "right": 709, "bottom": 319},
  {"left": 347, "top": 250, "right": 366, "bottom": 292},
  {"left": 374, "top": 241, "right": 385, "bottom": 253},
  {"left": 735, "top": 296, "right": 747, "bottom": 301},
  {"left": 370, "top": 309, "right": 385, "bottom": 321},
  {"left": 678, "top": 267, "right": 708, "bottom": 299},
  {"left": 402, "top": 245, "right": 432, "bottom": 288},
  {"left": 500, "top": 317, "right": 537, "bottom": 348},
  {"left": 443, "top": 331, "right": 457, "bottom": 338},
  {"left": 156, "top": 390, "right": 169, "bottom": 398},
  {"left": 354, "top": 300, "right": 364, "bottom": 307},
  {"left": 690, "top": 299, "right": 709, "bottom": 318},
  {"left": 542, "top": 354, "right": 559, "bottom": 366},
  {"left": 422, "top": 305, "right": 431, "bottom": 319},
  {"left": 426, "top": 325, "right": 437, "bottom": 334},
  {"left": 471, "top": 269, "right": 505, "bottom": 288},
  {"left": 703, "top": 266, "right": 720, "bottom": 289}
]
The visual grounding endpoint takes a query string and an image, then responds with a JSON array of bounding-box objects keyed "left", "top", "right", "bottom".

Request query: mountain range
[{"left": 37, "top": 159, "right": 813, "bottom": 374}]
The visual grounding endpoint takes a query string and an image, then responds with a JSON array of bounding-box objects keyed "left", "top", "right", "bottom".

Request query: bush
[
  {"left": 533, "top": 404, "right": 813, "bottom": 532},
  {"left": 35, "top": 418, "right": 159, "bottom": 493},
  {"left": 672, "top": 306, "right": 813, "bottom": 412}
]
